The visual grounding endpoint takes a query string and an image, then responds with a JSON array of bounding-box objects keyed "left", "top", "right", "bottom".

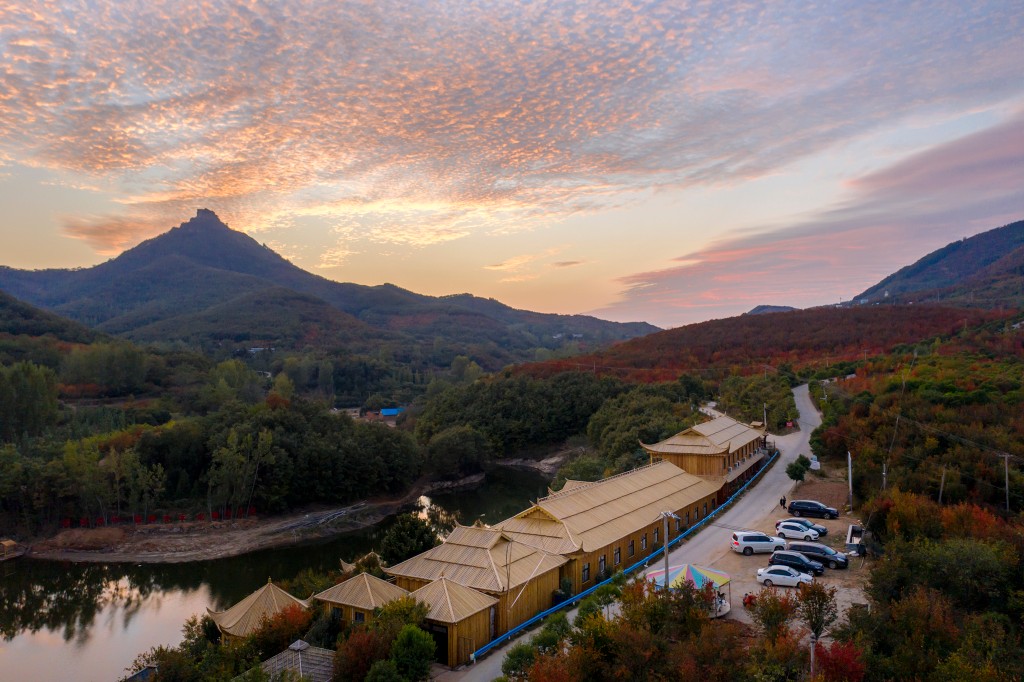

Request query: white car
[
  {"left": 731, "top": 531, "right": 787, "bottom": 555},
  {"left": 756, "top": 565, "right": 813, "bottom": 588},
  {"left": 777, "top": 520, "right": 820, "bottom": 541}
]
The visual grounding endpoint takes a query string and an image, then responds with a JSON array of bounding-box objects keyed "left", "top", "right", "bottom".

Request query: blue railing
[{"left": 471, "top": 449, "right": 780, "bottom": 662}]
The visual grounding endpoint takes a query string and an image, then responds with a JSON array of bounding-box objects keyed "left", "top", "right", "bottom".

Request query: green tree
[
  {"left": 501, "top": 642, "right": 536, "bottom": 681},
  {"left": 364, "top": 659, "right": 403, "bottom": 682},
  {"left": 390, "top": 624, "right": 435, "bottom": 681},
  {"left": 786, "top": 460, "right": 808, "bottom": 482},
  {"left": 379, "top": 514, "right": 439, "bottom": 565},
  {"left": 425, "top": 425, "right": 492, "bottom": 478}
]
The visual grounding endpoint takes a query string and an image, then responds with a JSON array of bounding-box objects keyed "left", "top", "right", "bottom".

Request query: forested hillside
[{"left": 857, "top": 218, "right": 1024, "bottom": 303}]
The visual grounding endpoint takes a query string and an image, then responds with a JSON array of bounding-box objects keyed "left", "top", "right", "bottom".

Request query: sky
[{"left": 0, "top": 1, "right": 1022, "bottom": 329}]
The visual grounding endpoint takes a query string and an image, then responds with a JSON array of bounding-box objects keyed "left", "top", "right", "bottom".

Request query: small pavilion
[
  {"left": 207, "top": 579, "right": 308, "bottom": 643},
  {"left": 311, "top": 572, "right": 409, "bottom": 627},
  {"left": 411, "top": 577, "right": 498, "bottom": 668}
]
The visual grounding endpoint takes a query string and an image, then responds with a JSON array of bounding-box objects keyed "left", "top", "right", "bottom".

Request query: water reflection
[{"left": 0, "top": 465, "right": 549, "bottom": 681}]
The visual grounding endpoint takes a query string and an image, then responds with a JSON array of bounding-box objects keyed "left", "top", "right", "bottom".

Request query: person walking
[{"left": 779, "top": 495, "right": 787, "bottom": 509}]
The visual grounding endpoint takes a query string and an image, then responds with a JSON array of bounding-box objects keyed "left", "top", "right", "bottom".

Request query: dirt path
[{"left": 27, "top": 473, "right": 486, "bottom": 564}]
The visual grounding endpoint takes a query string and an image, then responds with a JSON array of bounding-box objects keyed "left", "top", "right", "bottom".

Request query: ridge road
[{"left": 438, "top": 384, "right": 821, "bottom": 681}]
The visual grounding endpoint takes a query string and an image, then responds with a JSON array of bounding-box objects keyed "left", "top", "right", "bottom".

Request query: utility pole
[
  {"left": 938, "top": 466, "right": 946, "bottom": 504},
  {"left": 763, "top": 402, "right": 767, "bottom": 426},
  {"left": 847, "top": 451, "right": 854, "bottom": 511},
  {"left": 1003, "top": 454, "right": 1011, "bottom": 513},
  {"left": 882, "top": 461, "right": 888, "bottom": 490}
]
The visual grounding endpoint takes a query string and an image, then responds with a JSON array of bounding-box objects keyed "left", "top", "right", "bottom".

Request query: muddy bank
[
  {"left": 494, "top": 451, "right": 571, "bottom": 476},
  {"left": 28, "top": 472, "right": 488, "bottom": 564}
]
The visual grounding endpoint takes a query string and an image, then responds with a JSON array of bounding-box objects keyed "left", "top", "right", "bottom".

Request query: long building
[{"left": 494, "top": 460, "right": 720, "bottom": 594}]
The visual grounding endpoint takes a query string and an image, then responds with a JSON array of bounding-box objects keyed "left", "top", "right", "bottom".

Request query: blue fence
[{"left": 470, "top": 449, "right": 781, "bottom": 662}]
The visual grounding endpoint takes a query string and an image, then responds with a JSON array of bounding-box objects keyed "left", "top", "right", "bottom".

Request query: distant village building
[{"left": 641, "top": 415, "right": 768, "bottom": 495}]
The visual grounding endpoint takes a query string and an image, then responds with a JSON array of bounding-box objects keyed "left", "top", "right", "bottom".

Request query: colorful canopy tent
[{"left": 645, "top": 564, "right": 732, "bottom": 617}]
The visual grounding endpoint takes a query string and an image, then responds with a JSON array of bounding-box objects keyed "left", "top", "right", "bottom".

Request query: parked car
[
  {"left": 756, "top": 565, "right": 813, "bottom": 589},
  {"left": 777, "top": 520, "right": 819, "bottom": 541},
  {"left": 787, "top": 541, "right": 850, "bottom": 569},
  {"left": 769, "top": 549, "right": 825, "bottom": 575},
  {"left": 776, "top": 518, "right": 828, "bottom": 537},
  {"left": 788, "top": 499, "right": 839, "bottom": 519},
  {"left": 731, "top": 531, "right": 787, "bottom": 556}
]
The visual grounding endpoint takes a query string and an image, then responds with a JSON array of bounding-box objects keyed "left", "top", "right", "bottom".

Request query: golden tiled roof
[
  {"left": 311, "top": 572, "right": 408, "bottom": 611},
  {"left": 411, "top": 577, "right": 497, "bottom": 624},
  {"left": 385, "top": 525, "right": 566, "bottom": 593},
  {"left": 642, "top": 415, "right": 764, "bottom": 456},
  {"left": 501, "top": 461, "right": 720, "bottom": 554},
  {"left": 208, "top": 580, "right": 308, "bottom": 638}
]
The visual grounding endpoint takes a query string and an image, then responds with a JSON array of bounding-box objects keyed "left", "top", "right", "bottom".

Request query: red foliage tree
[{"left": 815, "top": 640, "right": 866, "bottom": 682}]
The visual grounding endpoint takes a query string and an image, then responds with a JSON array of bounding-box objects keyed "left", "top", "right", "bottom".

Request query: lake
[{"left": 0, "top": 466, "right": 551, "bottom": 682}]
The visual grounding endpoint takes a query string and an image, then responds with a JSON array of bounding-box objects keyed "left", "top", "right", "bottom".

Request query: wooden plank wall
[{"left": 571, "top": 487, "right": 720, "bottom": 593}]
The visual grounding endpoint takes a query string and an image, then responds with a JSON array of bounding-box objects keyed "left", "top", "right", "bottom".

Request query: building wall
[
  {"left": 571, "top": 486, "right": 720, "bottom": 593},
  {"left": 440, "top": 608, "right": 493, "bottom": 667},
  {"left": 495, "top": 566, "right": 561, "bottom": 634},
  {"left": 320, "top": 602, "right": 371, "bottom": 628}
]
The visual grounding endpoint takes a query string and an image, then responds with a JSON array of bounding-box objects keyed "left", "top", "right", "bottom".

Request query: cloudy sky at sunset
[{"left": 1, "top": 1, "right": 1021, "bottom": 328}]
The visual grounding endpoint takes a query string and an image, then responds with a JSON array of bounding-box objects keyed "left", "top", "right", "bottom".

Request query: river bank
[{"left": 27, "top": 472, "right": 487, "bottom": 564}]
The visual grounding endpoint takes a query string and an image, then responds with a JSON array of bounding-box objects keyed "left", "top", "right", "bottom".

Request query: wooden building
[
  {"left": 207, "top": 579, "right": 308, "bottom": 644},
  {"left": 411, "top": 577, "right": 498, "bottom": 668},
  {"left": 494, "top": 461, "right": 720, "bottom": 594},
  {"left": 385, "top": 525, "right": 565, "bottom": 635},
  {"left": 641, "top": 415, "right": 767, "bottom": 494},
  {"left": 310, "top": 572, "right": 408, "bottom": 627}
]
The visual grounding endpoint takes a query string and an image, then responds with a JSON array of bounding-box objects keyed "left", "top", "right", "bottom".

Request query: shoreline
[{"left": 26, "top": 472, "right": 488, "bottom": 564}]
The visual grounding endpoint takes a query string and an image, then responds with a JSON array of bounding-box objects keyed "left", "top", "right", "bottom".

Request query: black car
[
  {"left": 787, "top": 499, "right": 839, "bottom": 519},
  {"left": 776, "top": 518, "right": 828, "bottom": 537},
  {"left": 768, "top": 550, "right": 825, "bottom": 575},
  {"left": 787, "top": 541, "right": 849, "bottom": 569}
]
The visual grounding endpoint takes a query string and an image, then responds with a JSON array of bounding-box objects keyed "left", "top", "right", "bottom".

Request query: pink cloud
[
  {"left": 596, "top": 114, "right": 1024, "bottom": 327},
  {"left": 0, "top": 1, "right": 1019, "bottom": 256}
]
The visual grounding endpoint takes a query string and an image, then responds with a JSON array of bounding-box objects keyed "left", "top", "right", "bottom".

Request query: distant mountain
[
  {"left": 746, "top": 305, "right": 797, "bottom": 315},
  {"left": 0, "top": 210, "right": 657, "bottom": 365},
  {"left": 856, "top": 219, "right": 1024, "bottom": 306}
]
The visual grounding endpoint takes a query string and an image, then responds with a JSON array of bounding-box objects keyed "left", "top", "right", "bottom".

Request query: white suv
[{"left": 731, "top": 531, "right": 786, "bottom": 556}]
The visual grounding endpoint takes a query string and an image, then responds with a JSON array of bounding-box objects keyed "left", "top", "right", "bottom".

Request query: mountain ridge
[{"left": 0, "top": 210, "right": 657, "bottom": 365}]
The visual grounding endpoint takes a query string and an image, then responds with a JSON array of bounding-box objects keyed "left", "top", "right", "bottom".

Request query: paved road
[{"left": 441, "top": 385, "right": 820, "bottom": 682}]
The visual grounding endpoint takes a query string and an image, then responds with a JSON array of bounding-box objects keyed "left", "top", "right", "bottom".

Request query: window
[
  {"left": 703, "top": 502, "right": 708, "bottom": 517},
  {"left": 641, "top": 534, "right": 648, "bottom": 551},
  {"left": 686, "top": 511, "right": 690, "bottom": 526},
  {"left": 354, "top": 611, "right": 365, "bottom": 623},
  {"left": 598, "top": 555, "right": 606, "bottom": 575},
  {"left": 614, "top": 547, "right": 621, "bottom": 565},
  {"left": 582, "top": 562, "right": 591, "bottom": 583},
  {"left": 654, "top": 527, "right": 660, "bottom": 544},
  {"left": 675, "top": 518, "right": 682, "bottom": 533},
  {"left": 694, "top": 506, "right": 700, "bottom": 520},
  {"left": 628, "top": 539, "right": 635, "bottom": 557}
]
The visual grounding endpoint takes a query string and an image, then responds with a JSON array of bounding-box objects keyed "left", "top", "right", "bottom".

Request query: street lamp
[{"left": 656, "top": 511, "right": 681, "bottom": 590}]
